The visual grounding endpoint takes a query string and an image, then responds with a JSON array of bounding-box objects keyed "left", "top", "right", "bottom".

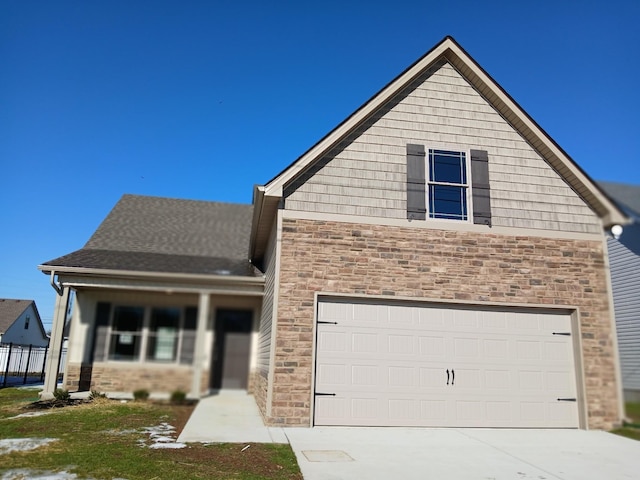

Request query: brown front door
[{"left": 211, "top": 309, "right": 252, "bottom": 390}]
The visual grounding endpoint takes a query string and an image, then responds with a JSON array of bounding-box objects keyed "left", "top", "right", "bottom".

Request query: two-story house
[{"left": 39, "top": 37, "right": 627, "bottom": 430}]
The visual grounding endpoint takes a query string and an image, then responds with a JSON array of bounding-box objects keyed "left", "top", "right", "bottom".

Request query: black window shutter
[
  {"left": 180, "top": 306, "right": 198, "bottom": 364},
  {"left": 91, "top": 302, "right": 111, "bottom": 362},
  {"left": 470, "top": 149, "right": 492, "bottom": 226},
  {"left": 406, "top": 144, "right": 426, "bottom": 220}
]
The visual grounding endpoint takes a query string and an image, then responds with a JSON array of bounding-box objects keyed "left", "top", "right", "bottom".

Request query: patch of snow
[
  {"left": 101, "top": 428, "right": 138, "bottom": 436},
  {"left": 0, "top": 469, "right": 79, "bottom": 480},
  {"left": 149, "top": 442, "right": 187, "bottom": 449},
  {"left": 6, "top": 411, "right": 52, "bottom": 420},
  {"left": 137, "top": 422, "right": 185, "bottom": 449},
  {"left": 0, "top": 438, "right": 57, "bottom": 455}
]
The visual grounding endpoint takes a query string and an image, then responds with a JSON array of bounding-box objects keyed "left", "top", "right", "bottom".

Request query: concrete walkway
[
  {"left": 179, "top": 392, "right": 640, "bottom": 479},
  {"left": 177, "top": 391, "right": 287, "bottom": 444}
]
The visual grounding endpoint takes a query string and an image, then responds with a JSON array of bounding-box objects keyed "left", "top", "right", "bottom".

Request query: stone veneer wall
[
  {"left": 65, "top": 363, "right": 209, "bottom": 395},
  {"left": 250, "top": 370, "right": 269, "bottom": 420},
  {"left": 266, "top": 217, "right": 620, "bottom": 429}
]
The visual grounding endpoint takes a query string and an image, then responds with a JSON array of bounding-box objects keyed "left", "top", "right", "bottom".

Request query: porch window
[
  {"left": 102, "top": 304, "right": 195, "bottom": 364},
  {"left": 109, "top": 306, "right": 144, "bottom": 361},
  {"left": 146, "top": 307, "right": 180, "bottom": 362}
]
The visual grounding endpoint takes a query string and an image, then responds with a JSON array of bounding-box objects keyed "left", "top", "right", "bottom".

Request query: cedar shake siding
[
  {"left": 264, "top": 218, "right": 619, "bottom": 429},
  {"left": 283, "top": 61, "right": 600, "bottom": 234}
]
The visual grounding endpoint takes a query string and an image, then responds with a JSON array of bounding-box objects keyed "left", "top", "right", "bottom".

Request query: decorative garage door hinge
[
  {"left": 317, "top": 321, "right": 338, "bottom": 325},
  {"left": 552, "top": 332, "right": 571, "bottom": 336},
  {"left": 557, "top": 398, "right": 577, "bottom": 402},
  {"left": 315, "top": 392, "right": 336, "bottom": 396}
]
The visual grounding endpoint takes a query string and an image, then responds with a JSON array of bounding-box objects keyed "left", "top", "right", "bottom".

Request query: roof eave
[
  {"left": 38, "top": 264, "right": 265, "bottom": 286},
  {"left": 249, "top": 186, "right": 280, "bottom": 264}
]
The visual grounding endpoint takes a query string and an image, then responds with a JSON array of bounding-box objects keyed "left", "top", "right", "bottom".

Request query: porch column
[
  {"left": 190, "top": 291, "right": 210, "bottom": 399},
  {"left": 40, "top": 286, "right": 70, "bottom": 400}
]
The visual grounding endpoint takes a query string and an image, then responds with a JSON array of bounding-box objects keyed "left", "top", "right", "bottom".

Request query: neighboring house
[
  {"left": 598, "top": 182, "right": 640, "bottom": 402},
  {"left": 40, "top": 36, "right": 627, "bottom": 430},
  {"left": 0, "top": 299, "right": 49, "bottom": 347}
]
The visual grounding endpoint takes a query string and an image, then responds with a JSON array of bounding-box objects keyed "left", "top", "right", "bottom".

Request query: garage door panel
[{"left": 314, "top": 300, "right": 580, "bottom": 428}]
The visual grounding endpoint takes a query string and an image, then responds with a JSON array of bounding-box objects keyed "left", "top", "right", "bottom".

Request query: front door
[{"left": 211, "top": 309, "right": 253, "bottom": 390}]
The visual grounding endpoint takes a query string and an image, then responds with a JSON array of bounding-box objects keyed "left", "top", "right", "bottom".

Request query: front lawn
[
  {"left": 0, "top": 387, "right": 302, "bottom": 479},
  {"left": 612, "top": 402, "right": 640, "bottom": 441}
]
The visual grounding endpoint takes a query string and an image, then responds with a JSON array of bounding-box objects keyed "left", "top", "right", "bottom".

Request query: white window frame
[
  {"left": 426, "top": 148, "right": 473, "bottom": 222},
  {"left": 105, "top": 305, "right": 191, "bottom": 365}
]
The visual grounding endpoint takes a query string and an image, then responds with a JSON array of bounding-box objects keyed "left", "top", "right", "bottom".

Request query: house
[
  {"left": 598, "top": 182, "right": 640, "bottom": 402},
  {"left": 39, "top": 36, "right": 627, "bottom": 430},
  {"left": 0, "top": 299, "right": 49, "bottom": 347}
]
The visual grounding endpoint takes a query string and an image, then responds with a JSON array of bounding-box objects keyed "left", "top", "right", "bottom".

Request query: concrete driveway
[
  {"left": 284, "top": 427, "right": 639, "bottom": 480},
  {"left": 179, "top": 393, "right": 640, "bottom": 479}
]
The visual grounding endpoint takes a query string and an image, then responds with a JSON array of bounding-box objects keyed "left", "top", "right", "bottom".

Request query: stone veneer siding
[
  {"left": 65, "top": 363, "right": 209, "bottom": 395},
  {"left": 266, "top": 218, "right": 620, "bottom": 429},
  {"left": 250, "top": 370, "right": 269, "bottom": 420}
]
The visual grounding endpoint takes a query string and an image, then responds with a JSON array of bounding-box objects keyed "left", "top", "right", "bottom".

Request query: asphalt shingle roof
[
  {"left": 42, "top": 195, "right": 259, "bottom": 277},
  {"left": 0, "top": 299, "right": 33, "bottom": 332}
]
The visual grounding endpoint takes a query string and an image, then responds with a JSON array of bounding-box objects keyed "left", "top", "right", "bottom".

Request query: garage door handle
[
  {"left": 446, "top": 369, "right": 455, "bottom": 385},
  {"left": 557, "top": 398, "right": 576, "bottom": 402},
  {"left": 315, "top": 392, "right": 336, "bottom": 396}
]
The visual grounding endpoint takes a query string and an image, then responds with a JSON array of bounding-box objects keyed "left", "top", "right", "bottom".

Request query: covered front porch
[{"left": 40, "top": 269, "right": 264, "bottom": 399}]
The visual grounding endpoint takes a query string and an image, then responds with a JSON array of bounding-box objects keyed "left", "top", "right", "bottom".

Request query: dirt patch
[
  {"left": 157, "top": 443, "right": 303, "bottom": 479},
  {"left": 22, "top": 398, "right": 90, "bottom": 410},
  {"left": 168, "top": 404, "right": 193, "bottom": 435}
]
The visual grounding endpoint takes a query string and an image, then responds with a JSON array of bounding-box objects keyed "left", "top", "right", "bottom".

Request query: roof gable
[
  {"left": 0, "top": 299, "right": 31, "bottom": 332},
  {"left": 251, "top": 36, "right": 626, "bottom": 258},
  {"left": 0, "top": 299, "right": 46, "bottom": 338}
]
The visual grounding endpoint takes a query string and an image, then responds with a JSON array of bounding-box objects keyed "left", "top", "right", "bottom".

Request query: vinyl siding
[
  {"left": 257, "top": 222, "right": 278, "bottom": 376},
  {"left": 284, "top": 60, "right": 600, "bottom": 234},
  {"left": 608, "top": 227, "right": 640, "bottom": 392}
]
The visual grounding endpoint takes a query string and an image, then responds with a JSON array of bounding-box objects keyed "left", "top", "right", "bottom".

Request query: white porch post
[
  {"left": 40, "top": 287, "right": 70, "bottom": 400},
  {"left": 190, "top": 291, "right": 210, "bottom": 399}
]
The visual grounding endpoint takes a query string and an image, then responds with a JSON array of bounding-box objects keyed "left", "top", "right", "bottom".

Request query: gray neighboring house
[
  {"left": 598, "top": 182, "right": 640, "bottom": 402},
  {"left": 0, "top": 299, "right": 49, "bottom": 347}
]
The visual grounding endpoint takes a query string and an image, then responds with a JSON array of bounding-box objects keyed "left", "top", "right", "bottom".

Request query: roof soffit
[{"left": 261, "top": 36, "right": 627, "bottom": 227}]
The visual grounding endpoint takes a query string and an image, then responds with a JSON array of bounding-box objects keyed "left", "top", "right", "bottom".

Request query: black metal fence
[{"left": 0, "top": 342, "right": 67, "bottom": 388}]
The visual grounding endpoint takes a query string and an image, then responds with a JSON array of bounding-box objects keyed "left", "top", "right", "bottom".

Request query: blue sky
[{"left": 1, "top": 1, "right": 639, "bottom": 330}]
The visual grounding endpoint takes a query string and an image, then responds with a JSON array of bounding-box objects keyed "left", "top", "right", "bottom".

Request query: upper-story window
[
  {"left": 407, "top": 144, "right": 490, "bottom": 225},
  {"left": 428, "top": 149, "right": 468, "bottom": 220},
  {"left": 24, "top": 315, "right": 30, "bottom": 330}
]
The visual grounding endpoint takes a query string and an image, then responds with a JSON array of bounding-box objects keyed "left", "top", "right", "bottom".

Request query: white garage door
[{"left": 314, "top": 299, "right": 580, "bottom": 428}]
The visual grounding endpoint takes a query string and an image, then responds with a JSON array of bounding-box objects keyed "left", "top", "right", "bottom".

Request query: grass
[
  {"left": 0, "top": 387, "right": 302, "bottom": 479},
  {"left": 612, "top": 402, "right": 640, "bottom": 441}
]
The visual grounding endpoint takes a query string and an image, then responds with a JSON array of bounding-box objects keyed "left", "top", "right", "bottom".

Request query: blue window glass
[
  {"left": 430, "top": 150, "right": 466, "bottom": 184},
  {"left": 429, "top": 185, "right": 468, "bottom": 220}
]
